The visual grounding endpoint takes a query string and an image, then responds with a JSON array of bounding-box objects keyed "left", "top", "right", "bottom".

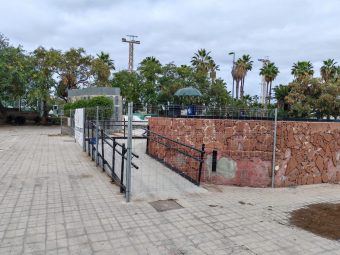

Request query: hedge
[{"left": 63, "top": 96, "right": 114, "bottom": 119}]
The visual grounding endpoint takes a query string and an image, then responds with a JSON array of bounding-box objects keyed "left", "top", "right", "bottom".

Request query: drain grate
[{"left": 149, "top": 199, "right": 183, "bottom": 212}]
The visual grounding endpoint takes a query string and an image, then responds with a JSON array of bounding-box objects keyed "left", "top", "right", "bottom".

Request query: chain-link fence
[{"left": 61, "top": 103, "right": 278, "bottom": 200}]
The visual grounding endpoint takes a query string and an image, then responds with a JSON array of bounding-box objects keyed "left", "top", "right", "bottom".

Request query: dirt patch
[{"left": 290, "top": 203, "right": 340, "bottom": 240}]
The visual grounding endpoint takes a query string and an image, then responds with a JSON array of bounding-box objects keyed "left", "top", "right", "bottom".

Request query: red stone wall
[
  {"left": 275, "top": 122, "right": 340, "bottom": 186},
  {"left": 148, "top": 118, "right": 340, "bottom": 187},
  {"left": 148, "top": 118, "right": 274, "bottom": 187}
]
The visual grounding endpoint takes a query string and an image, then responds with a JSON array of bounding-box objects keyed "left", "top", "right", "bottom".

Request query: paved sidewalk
[{"left": 0, "top": 126, "right": 340, "bottom": 255}]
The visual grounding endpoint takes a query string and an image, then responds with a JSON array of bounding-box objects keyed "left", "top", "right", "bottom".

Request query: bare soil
[{"left": 290, "top": 203, "right": 340, "bottom": 240}]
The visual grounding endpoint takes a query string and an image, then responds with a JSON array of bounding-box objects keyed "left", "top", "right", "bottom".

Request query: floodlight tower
[
  {"left": 122, "top": 35, "right": 140, "bottom": 72},
  {"left": 258, "top": 57, "right": 270, "bottom": 104}
]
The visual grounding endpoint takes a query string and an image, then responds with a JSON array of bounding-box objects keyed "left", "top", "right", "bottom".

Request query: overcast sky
[{"left": 1, "top": 0, "right": 340, "bottom": 96}]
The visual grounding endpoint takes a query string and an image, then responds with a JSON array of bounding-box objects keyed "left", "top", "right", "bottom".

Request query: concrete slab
[{"left": 1, "top": 126, "right": 340, "bottom": 255}]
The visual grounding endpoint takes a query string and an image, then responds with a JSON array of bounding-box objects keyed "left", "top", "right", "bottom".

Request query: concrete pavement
[{"left": 0, "top": 126, "right": 340, "bottom": 254}]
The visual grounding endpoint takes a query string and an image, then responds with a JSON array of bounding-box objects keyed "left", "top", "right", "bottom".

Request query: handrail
[{"left": 143, "top": 128, "right": 203, "bottom": 153}]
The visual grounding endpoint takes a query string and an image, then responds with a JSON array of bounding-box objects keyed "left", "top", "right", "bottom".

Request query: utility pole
[
  {"left": 122, "top": 35, "right": 140, "bottom": 72},
  {"left": 228, "top": 52, "right": 236, "bottom": 98},
  {"left": 258, "top": 57, "right": 270, "bottom": 104}
]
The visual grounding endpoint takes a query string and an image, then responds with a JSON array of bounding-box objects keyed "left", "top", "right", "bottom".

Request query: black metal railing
[
  {"left": 144, "top": 126, "right": 205, "bottom": 186},
  {"left": 96, "top": 119, "right": 148, "bottom": 138},
  {"left": 85, "top": 120, "right": 139, "bottom": 193}
]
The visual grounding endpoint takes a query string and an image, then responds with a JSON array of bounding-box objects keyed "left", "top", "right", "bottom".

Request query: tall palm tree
[
  {"left": 235, "top": 54, "right": 253, "bottom": 99},
  {"left": 191, "top": 49, "right": 212, "bottom": 74},
  {"left": 291, "top": 61, "right": 314, "bottom": 81},
  {"left": 259, "top": 61, "right": 280, "bottom": 104},
  {"left": 138, "top": 56, "right": 162, "bottom": 82},
  {"left": 320, "top": 59, "right": 337, "bottom": 82},
  {"left": 207, "top": 58, "right": 220, "bottom": 83},
  {"left": 97, "top": 51, "right": 115, "bottom": 70}
]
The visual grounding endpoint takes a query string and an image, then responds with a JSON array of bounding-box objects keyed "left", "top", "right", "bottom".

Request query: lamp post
[{"left": 228, "top": 52, "right": 235, "bottom": 98}]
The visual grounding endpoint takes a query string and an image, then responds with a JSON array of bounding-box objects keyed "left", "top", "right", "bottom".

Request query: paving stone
[{"left": 0, "top": 126, "right": 340, "bottom": 254}]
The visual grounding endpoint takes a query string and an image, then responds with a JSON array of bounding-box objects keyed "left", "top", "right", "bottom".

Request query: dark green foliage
[{"left": 63, "top": 96, "right": 113, "bottom": 118}]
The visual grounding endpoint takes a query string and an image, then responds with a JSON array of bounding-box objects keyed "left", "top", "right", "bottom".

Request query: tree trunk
[
  {"left": 235, "top": 80, "right": 239, "bottom": 99},
  {"left": 240, "top": 78, "right": 245, "bottom": 99},
  {"left": 41, "top": 100, "right": 49, "bottom": 125},
  {"left": 268, "top": 81, "right": 272, "bottom": 105},
  {"left": 266, "top": 81, "right": 270, "bottom": 105}
]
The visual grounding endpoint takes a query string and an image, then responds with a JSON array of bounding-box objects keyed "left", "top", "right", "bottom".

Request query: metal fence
[{"left": 145, "top": 127, "right": 205, "bottom": 186}]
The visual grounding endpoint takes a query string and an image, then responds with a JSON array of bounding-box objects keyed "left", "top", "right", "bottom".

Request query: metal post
[
  {"left": 198, "top": 144, "right": 205, "bottom": 185},
  {"left": 96, "top": 106, "right": 99, "bottom": 166},
  {"left": 101, "top": 128, "right": 105, "bottom": 172},
  {"left": 91, "top": 122, "right": 94, "bottom": 161},
  {"left": 112, "top": 138, "right": 116, "bottom": 182},
  {"left": 83, "top": 109, "right": 86, "bottom": 152},
  {"left": 271, "top": 108, "right": 278, "bottom": 188},
  {"left": 123, "top": 118, "right": 126, "bottom": 137},
  {"left": 87, "top": 118, "right": 90, "bottom": 156},
  {"left": 120, "top": 143, "right": 126, "bottom": 193},
  {"left": 125, "top": 102, "right": 133, "bottom": 202}
]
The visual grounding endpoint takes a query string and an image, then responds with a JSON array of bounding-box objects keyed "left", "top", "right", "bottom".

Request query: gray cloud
[{"left": 1, "top": 0, "right": 340, "bottom": 95}]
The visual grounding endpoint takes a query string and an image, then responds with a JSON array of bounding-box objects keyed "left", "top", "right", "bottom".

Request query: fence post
[
  {"left": 91, "top": 122, "right": 94, "bottom": 161},
  {"left": 271, "top": 108, "right": 278, "bottom": 188},
  {"left": 198, "top": 144, "right": 205, "bottom": 186},
  {"left": 96, "top": 106, "right": 99, "bottom": 166},
  {"left": 120, "top": 143, "right": 126, "bottom": 193},
  {"left": 101, "top": 128, "right": 104, "bottom": 172},
  {"left": 87, "top": 118, "right": 90, "bottom": 156},
  {"left": 83, "top": 109, "right": 86, "bottom": 152},
  {"left": 125, "top": 102, "right": 133, "bottom": 202},
  {"left": 111, "top": 138, "right": 116, "bottom": 182},
  {"left": 123, "top": 118, "right": 126, "bottom": 137}
]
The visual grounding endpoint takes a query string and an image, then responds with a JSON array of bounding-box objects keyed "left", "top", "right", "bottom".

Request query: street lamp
[{"left": 228, "top": 52, "right": 235, "bottom": 98}]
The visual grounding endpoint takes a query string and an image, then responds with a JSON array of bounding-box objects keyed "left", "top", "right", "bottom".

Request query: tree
[
  {"left": 320, "top": 59, "right": 337, "bottom": 82},
  {"left": 111, "top": 70, "right": 142, "bottom": 107},
  {"left": 0, "top": 46, "right": 32, "bottom": 105},
  {"left": 29, "top": 47, "right": 59, "bottom": 122},
  {"left": 56, "top": 48, "right": 93, "bottom": 101},
  {"left": 208, "top": 58, "right": 220, "bottom": 83},
  {"left": 97, "top": 51, "right": 115, "bottom": 70},
  {"left": 291, "top": 61, "right": 314, "bottom": 81},
  {"left": 138, "top": 56, "right": 162, "bottom": 105},
  {"left": 157, "top": 63, "right": 184, "bottom": 104},
  {"left": 316, "top": 82, "right": 340, "bottom": 119},
  {"left": 259, "top": 61, "right": 279, "bottom": 104},
  {"left": 0, "top": 33, "right": 9, "bottom": 50},
  {"left": 191, "top": 49, "right": 212, "bottom": 75},
  {"left": 207, "top": 78, "right": 230, "bottom": 107},
  {"left": 273, "top": 84, "right": 289, "bottom": 110},
  {"left": 285, "top": 78, "right": 322, "bottom": 118},
  {"left": 235, "top": 54, "right": 253, "bottom": 99}
]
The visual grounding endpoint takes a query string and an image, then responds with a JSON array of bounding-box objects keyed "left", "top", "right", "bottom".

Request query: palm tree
[
  {"left": 259, "top": 61, "right": 279, "bottom": 104},
  {"left": 138, "top": 56, "right": 162, "bottom": 81},
  {"left": 320, "top": 59, "right": 337, "bottom": 82},
  {"left": 191, "top": 49, "right": 212, "bottom": 74},
  {"left": 274, "top": 84, "right": 289, "bottom": 110},
  {"left": 207, "top": 59, "right": 220, "bottom": 83},
  {"left": 235, "top": 54, "right": 253, "bottom": 99},
  {"left": 291, "top": 61, "right": 314, "bottom": 81},
  {"left": 97, "top": 51, "right": 115, "bottom": 70}
]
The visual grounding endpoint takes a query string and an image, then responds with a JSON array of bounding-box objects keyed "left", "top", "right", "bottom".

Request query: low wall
[
  {"left": 275, "top": 122, "right": 340, "bottom": 187},
  {"left": 148, "top": 117, "right": 340, "bottom": 187}
]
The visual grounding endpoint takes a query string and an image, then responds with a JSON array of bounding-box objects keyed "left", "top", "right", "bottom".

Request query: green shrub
[{"left": 62, "top": 96, "right": 114, "bottom": 119}]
